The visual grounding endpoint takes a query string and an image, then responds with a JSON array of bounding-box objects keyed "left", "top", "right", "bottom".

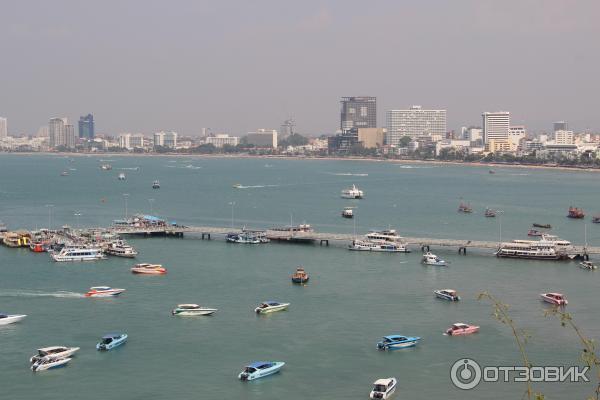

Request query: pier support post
[
  {"left": 458, "top": 247, "right": 467, "bottom": 255},
  {"left": 320, "top": 239, "right": 329, "bottom": 246},
  {"left": 201, "top": 233, "right": 211, "bottom": 240},
  {"left": 421, "top": 245, "right": 430, "bottom": 252}
]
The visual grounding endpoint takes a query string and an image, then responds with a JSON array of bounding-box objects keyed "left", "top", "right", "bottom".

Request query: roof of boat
[
  {"left": 440, "top": 289, "right": 456, "bottom": 294},
  {"left": 90, "top": 286, "right": 112, "bottom": 290},
  {"left": 264, "top": 301, "right": 282, "bottom": 305},
  {"left": 177, "top": 304, "right": 200, "bottom": 308},
  {"left": 453, "top": 323, "right": 470, "bottom": 328},
  {"left": 544, "top": 292, "right": 564, "bottom": 297},
  {"left": 38, "top": 346, "right": 67, "bottom": 352},
  {"left": 247, "top": 361, "right": 272, "bottom": 368},
  {"left": 383, "top": 335, "right": 409, "bottom": 340},
  {"left": 373, "top": 378, "right": 395, "bottom": 385},
  {"left": 102, "top": 333, "right": 125, "bottom": 339}
]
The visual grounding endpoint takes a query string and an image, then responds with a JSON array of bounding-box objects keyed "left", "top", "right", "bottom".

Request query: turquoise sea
[{"left": 1, "top": 154, "right": 599, "bottom": 399}]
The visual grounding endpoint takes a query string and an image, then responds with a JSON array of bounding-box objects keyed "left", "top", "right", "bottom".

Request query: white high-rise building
[
  {"left": 119, "top": 133, "right": 132, "bottom": 149},
  {"left": 508, "top": 125, "right": 526, "bottom": 148},
  {"left": 482, "top": 112, "right": 510, "bottom": 144},
  {"left": 49, "top": 117, "right": 68, "bottom": 148},
  {"left": 64, "top": 124, "right": 76, "bottom": 148},
  {"left": 385, "top": 106, "right": 447, "bottom": 146},
  {"left": 0, "top": 117, "right": 7, "bottom": 138},
  {"left": 554, "top": 130, "right": 574, "bottom": 145},
  {"left": 130, "top": 134, "right": 145, "bottom": 148},
  {"left": 206, "top": 134, "right": 239, "bottom": 147},
  {"left": 246, "top": 129, "right": 278, "bottom": 148},
  {"left": 154, "top": 131, "right": 177, "bottom": 148}
]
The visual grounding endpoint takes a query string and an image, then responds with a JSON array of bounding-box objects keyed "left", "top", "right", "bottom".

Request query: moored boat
[
  {"left": 291, "top": 267, "right": 309, "bottom": 284},
  {"left": 131, "top": 263, "right": 167, "bottom": 274},
  {"left": 106, "top": 240, "right": 138, "bottom": 258},
  {"left": 446, "top": 323, "right": 480, "bottom": 336},
  {"left": 370, "top": 377, "right": 397, "bottom": 399},
  {"left": 458, "top": 201, "right": 472, "bottom": 213},
  {"left": 171, "top": 304, "right": 217, "bottom": 316},
  {"left": 579, "top": 261, "right": 597, "bottom": 270},
  {"left": 341, "top": 184, "right": 364, "bottom": 199},
  {"left": 0, "top": 313, "right": 27, "bottom": 326},
  {"left": 495, "top": 241, "right": 569, "bottom": 260},
  {"left": 593, "top": 216, "right": 600, "bottom": 224},
  {"left": 255, "top": 301, "right": 289, "bottom": 314},
  {"left": 31, "top": 357, "right": 72, "bottom": 372},
  {"left": 540, "top": 292, "right": 568, "bottom": 306},
  {"left": 421, "top": 252, "right": 447, "bottom": 266},
  {"left": 528, "top": 229, "right": 542, "bottom": 237},
  {"left": 533, "top": 223, "right": 552, "bottom": 229},
  {"left": 85, "top": 286, "right": 126, "bottom": 297},
  {"left": 434, "top": 289, "right": 460, "bottom": 301},
  {"left": 30, "top": 346, "right": 80, "bottom": 363},
  {"left": 96, "top": 333, "right": 128, "bottom": 350},
  {"left": 238, "top": 361, "right": 285, "bottom": 381},
  {"left": 51, "top": 246, "right": 105, "bottom": 262},
  {"left": 349, "top": 239, "right": 409, "bottom": 253},
  {"left": 567, "top": 206, "right": 584, "bottom": 219},
  {"left": 226, "top": 232, "right": 261, "bottom": 244},
  {"left": 377, "top": 335, "right": 420, "bottom": 350}
]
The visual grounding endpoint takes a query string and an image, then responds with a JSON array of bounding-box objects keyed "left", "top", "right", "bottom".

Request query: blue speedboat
[
  {"left": 96, "top": 333, "right": 128, "bottom": 351},
  {"left": 377, "top": 335, "right": 420, "bottom": 350},
  {"left": 238, "top": 361, "right": 285, "bottom": 381}
]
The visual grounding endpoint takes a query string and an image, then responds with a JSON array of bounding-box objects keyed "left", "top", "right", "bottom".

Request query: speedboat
[
  {"left": 342, "top": 207, "right": 354, "bottom": 218},
  {"left": 0, "top": 313, "right": 27, "bottom": 326},
  {"left": 341, "top": 184, "right": 364, "bottom": 199},
  {"left": 370, "top": 377, "right": 397, "bottom": 399},
  {"left": 540, "top": 292, "right": 568, "bottom": 306},
  {"left": 446, "top": 323, "right": 480, "bottom": 336},
  {"left": 172, "top": 304, "right": 217, "bottom": 316},
  {"left": 238, "top": 361, "right": 285, "bottom": 381},
  {"left": 484, "top": 208, "right": 496, "bottom": 217},
  {"left": 152, "top": 180, "right": 160, "bottom": 189},
  {"left": 51, "top": 246, "right": 105, "bottom": 262},
  {"left": 348, "top": 239, "right": 409, "bottom": 253},
  {"left": 421, "top": 252, "right": 447, "bottom": 266},
  {"left": 255, "top": 301, "right": 289, "bottom": 314},
  {"left": 579, "top": 261, "right": 597, "bottom": 270},
  {"left": 118, "top": 173, "right": 126, "bottom": 180},
  {"left": 376, "top": 335, "right": 420, "bottom": 350},
  {"left": 233, "top": 183, "right": 243, "bottom": 189},
  {"left": 533, "top": 223, "right": 552, "bottom": 229},
  {"left": 96, "top": 333, "right": 128, "bottom": 351},
  {"left": 85, "top": 286, "right": 126, "bottom": 297},
  {"left": 131, "top": 263, "right": 167, "bottom": 274},
  {"left": 458, "top": 202, "right": 472, "bottom": 213},
  {"left": 31, "top": 357, "right": 72, "bottom": 372},
  {"left": 100, "top": 163, "right": 112, "bottom": 170},
  {"left": 434, "top": 289, "right": 460, "bottom": 301},
  {"left": 291, "top": 267, "right": 309, "bottom": 284},
  {"left": 30, "top": 346, "right": 80, "bottom": 363},
  {"left": 106, "top": 240, "right": 138, "bottom": 258},
  {"left": 60, "top": 170, "right": 69, "bottom": 176}
]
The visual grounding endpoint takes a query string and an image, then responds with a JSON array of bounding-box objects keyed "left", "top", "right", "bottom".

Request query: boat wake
[
  {"left": 182, "top": 165, "right": 202, "bottom": 169},
  {"left": 399, "top": 165, "right": 434, "bottom": 169},
  {"left": 0, "top": 290, "right": 85, "bottom": 298},
  {"left": 235, "top": 184, "right": 279, "bottom": 189},
  {"left": 328, "top": 173, "right": 369, "bottom": 176}
]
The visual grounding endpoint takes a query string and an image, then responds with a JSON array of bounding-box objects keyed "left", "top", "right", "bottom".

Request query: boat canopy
[
  {"left": 384, "top": 335, "right": 406, "bottom": 341},
  {"left": 90, "top": 286, "right": 111, "bottom": 291},
  {"left": 248, "top": 361, "right": 271, "bottom": 369},
  {"left": 373, "top": 378, "right": 394, "bottom": 386},
  {"left": 265, "top": 301, "right": 280, "bottom": 306},
  {"left": 38, "top": 346, "right": 65, "bottom": 353},
  {"left": 103, "top": 333, "right": 123, "bottom": 339}
]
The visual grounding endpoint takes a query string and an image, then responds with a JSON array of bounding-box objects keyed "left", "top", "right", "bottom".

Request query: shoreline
[{"left": 2, "top": 151, "right": 599, "bottom": 173}]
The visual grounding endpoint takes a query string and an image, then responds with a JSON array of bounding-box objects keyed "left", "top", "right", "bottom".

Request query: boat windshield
[
  {"left": 373, "top": 384, "right": 387, "bottom": 392},
  {"left": 244, "top": 367, "right": 257, "bottom": 373},
  {"left": 102, "top": 338, "right": 113, "bottom": 344}
]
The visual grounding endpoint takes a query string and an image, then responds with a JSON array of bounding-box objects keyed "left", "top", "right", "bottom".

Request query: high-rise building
[
  {"left": 49, "top": 117, "right": 68, "bottom": 148},
  {"left": 385, "top": 106, "right": 447, "bottom": 146},
  {"left": 554, "top": 130, "right": 574, "bottom": 145},
  {"left": 340, "top": 96, "right": 376, "bottom": 132},
  {"left": 78, "top": 114, "right": 95, "bottom": 139},
  {"left": 64, "top": 124, "right": 76, "bottom": 148},
  {"left": 280, "top": 118, "right": 295, "bottom": 138},
  {"left": 0, "top": 117, "right": 7, "bottom": 138},
  {"left": 130, "top": 134, "right": 145, "bottom": 148},
  {"left": 482, "top": 112, "right": 510, "bottom": 144},
  {"left": 553, "top": 121, "right": 568, "bottom": 132},
  {"left": 119, "top": 133, "right": 132, "bottom": 149},
  {"left": 154, "top": 131, "right": 177, "bottom": 148}
]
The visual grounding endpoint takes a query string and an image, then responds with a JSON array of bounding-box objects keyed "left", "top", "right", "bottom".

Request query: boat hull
[
  {"left": 377, "top": 339, "right": 420, "bottom": 350},
  {"left": 0, "top": 314, "right": 27, "bottom": 325},
  {"left": 255, "top": 304, "right": 289, "bottom": 314},
  {"left": 31, "top": 357, "right": 71, "bottom": 372},
  {"left": 172, "top": 309, "right": 217, "bottom": 316},
  {"left": 495, "top": 252, "right": 567, "bottom": 260},
  {"left": 85, "top": 289, "right": 125, "bottom": 297},
  {"left": 434, "top": 292, "right": 460, "bottom": 301}
]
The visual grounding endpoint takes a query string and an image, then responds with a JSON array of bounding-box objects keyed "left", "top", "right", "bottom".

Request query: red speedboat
[
  {"left": 446, "top": 323, "right": 480, "bottom": 336},
  {"left": 540, "top": 292, "right": 568, "bottom": 306}
]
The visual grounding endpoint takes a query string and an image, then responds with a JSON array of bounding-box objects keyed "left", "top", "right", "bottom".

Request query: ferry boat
[
  {"left": 118, "top": 172, "right": 126, "bottom": 180},
  {"left": 238, "top": 361, "right": 285, "bottom": 381},
  {"left": 495, "top": 241, "right": 568, "bottom": 260},
  {"left": 171, "top": 304, "right": 217, "bottom": 316},
  {"left": 270, "top": 223, "right": 313, "bottom": 233},
  {"left": 369, "top": 377, "right": 397, "bottom": 400},
  {"left": 365, "top": 229, "right": 406, "bottom": 243},
  {"left": 105, "top": 240, "right": 138, "bottom": 258},
  {"left": 567, "top": 206, "right": 584, "bottom": 219},
  {"left": 100, "top": 164, "right": 112, "bottom": 170},
  {"left": 255, "top": 301, "right": 289, "bottom": 314},
  {"left": 341, "top": 184, "right": 364, "bottom": 199},
  {"left": 446, "top": 323, "right": 480, "bottom": 336},
  {"left": 528, "top": 229, "right": 542, "bottom": 237},
  {"left": 540, "top": 234, "right": 572, "bottom": 249},
  {"left": 51, "top": 246, "right": 105, "bottom": 262},
  {"left": 376, "top": 335, "right": 420, "bottom": 350},
  {"left": 348, "top": 239, "right": 408, "bottom": 253},
  {"left": 540, "top": 292, "right": 568, "bottom": 306},
  {"left": 130, "top": 263, "right": 167, "bottom": 274},
  {"left": 85, "top": 286, "right": 126, "bottom": 297},
  {"left": 31, "top": 357, "right": 72, "bottom": 372},
  {"left": 342, "top": 207, "right": 354, "bottom": 218},
  {"left": 152, "top": 180, "right": 160, "bottom": 189},
  {"left": 579, "top": 261, "right": 597, "bottom": 270},
  {"left": 533, "top": 223, "right": 552, "bottom": 229},
  {"left": 291, "top": 267, "right": 309, "bottom": 284},
  {"left": 458, "top": 201, "right": 473, "bottom": 213},
  {"left": 96, "top": 333, "right": 128, "bottom": 351},
  {"left": 226, "top": 232, "right": 261, "bottom": 244},
  {"left": 0, "top": 313, "right": 27, "bottom": 326},
  {"left": 421, "top": 252, "right": 447, "bottom": 266},
  {"left": 30, "top": 346, "right": 80, "bottom": 363},
  {"left": 434, "top": 289, "right": 460, "bottom": 301},
  {"left": 484, "top": 208, "right": 496, "bottom": 217}
]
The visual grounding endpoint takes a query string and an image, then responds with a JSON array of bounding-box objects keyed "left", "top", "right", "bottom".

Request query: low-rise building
[
  {"left": 246, "top": 129, "right": 278, "bottom": 148},
  {"left": 206, "top": 134, "right": 239, "bottom": 148}
]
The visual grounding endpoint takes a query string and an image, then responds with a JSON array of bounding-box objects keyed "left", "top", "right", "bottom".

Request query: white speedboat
[
  {"left": 0, "top": 313, "right": 27, "bottom": 326},
  {"left": 370, "top": 377, "right": 397, "bottom": 399},
  {"left": 341, "top": 184, "right": 364, "bottom": 199},
  {"left": 118, "top": 173, "right": 126, "bottom": 180},
  {"left": 579, "top": 261, "right": 597, "bottom": 270},
  {"left": 255, "top": 301, "right": 289, "bottom": 314},
  {"left": 342, "top": 207, "right": 354, "bottom": 218},
  {"left": 30, "top": 346, "right": 80, "bottom": 363},
  {"left": 31, "top": 357, "right": 72, "bottom": 372},
  {"left": 51, "top": 246, "right": 106, "bottom": 262},
  {"left": 106, "top": 240, "right": 138, "bottom": 258},
  {"left": 421, "top": 252, "right": 447, "bottom": 266},
  {"left": 172, "top": 304, "right": 217, "bottom": 316},
  {"left": 349, "top": 239, "right": 409, "bottom": 253},
  {"left": 434, "top": 289, "right": 460, "bottom": 301},
  {"left": 85, "top": 286, "right": 126, "bottom": 297}
]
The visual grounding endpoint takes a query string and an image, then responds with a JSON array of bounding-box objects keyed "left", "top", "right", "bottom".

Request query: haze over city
[{"left": 2, "top": 0, "right": 600, "bottom": 136}]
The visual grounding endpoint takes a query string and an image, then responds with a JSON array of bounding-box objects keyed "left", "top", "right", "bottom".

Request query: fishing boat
[
  {"left": 540, "top": 292, "right": 568, "bottom": 306},
  {"left": 171, "top": 304, "right": 217, "bottom": 316},
  {"left": 105, "top": 240, "right": 138, "bottom": 258},
  {"left": 579, "top": 261, "right": 597, "bottom": 270},
  {"left": 567, "top": 206, "right": 585, "bottom": 219},
  {"left": 349, "top": 239, "right": 408, "bottom": 253},
  {"left": 291, "top": 267, "right": 309, "bottom": 284},
  {"left": 152, "top": 180, "right": 160, "bottom": 189},
  {"left": 528, "top": 229, "right": 543, "bottom": 237},
  {"left": 376, "top": 335, "right": 421, "bottom": 350},
  {"left": 369, "top": 377, "right": 397, "bottom": 399},
  {"left": 96, "top": 333, "right": 128, "bottom": 350},
  {"left": 85, "top": 286, "right": 126, "bottom": 297},
  {"left": 421, "top": 252, "right": 447, "bottom": 266},
  {"left": 533, "top": 223, "right": 552, "bottom": 229},
  {"left": 458, "top": 201, "right": 472, "bottom": 213},
  {"left": 226, "top": 232, "right": 261, "bottom": 244},
  {"left": 255, "top": 301, "right": 289, "bottom": 314},
  {"left": 342, "top": 207, "right": 354, "bottom": 218},
  {"left": 484, "top": 208, "right": 496, "bottom": 217},
  {"left": 238, "top": 361, "right": 285, "bottom": 381},
  {"left": 593, "top": 216, "right": 600, "bottom": 224},
  {"left": 445, "top": 323, "right": 480, "bottom": 336},
  {"left": 130, "top": 263, "right": 167, "bottom": 274},
  {"left": 118, "top": 172, "right": 126, "bottom": 180},
  {"left": 341, "top": 184, "right": 364, "bottom": 199},
  {"left": 50, "top": 246, "right": 105, "bottom": 262},
  {"left": 31, "top": 357, "right": 72, "bottom": 372},
  {"left": 0, "top": 313, "right": 27, "bottom": 326},
  {"left": 434, "top": 289, "right": 460, "bottom": 301},
  {"left": 30, "top": 346, "right": 80, "bottom": 363},
  {"left": 242, "top": 229, "right": 270, "bottom": 243}
]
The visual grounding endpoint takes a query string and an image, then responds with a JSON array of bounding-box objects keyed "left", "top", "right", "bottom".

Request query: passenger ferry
[
  {"left": 51, "top": 247, "right": 106, "bottom": 262},
  {"left": 365, "top": 229, "right": 406, "bottom": 243},
  {"left": 348, "top": 239, "right": 409, "bottom": 253},
  {"left": 341, "top": 184, "right": 364, "bottom": 199},
  {"left": 270, "top": 223, "right": 313, "bottom": 233},
  {"left": 495, "top": 242, "right": 568, "bottom": 260},
  {"left": 105, "top": 240, "right": 138, "bottom": 258}
]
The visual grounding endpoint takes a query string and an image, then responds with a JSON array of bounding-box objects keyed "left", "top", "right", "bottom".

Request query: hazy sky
[{"left": 1, "top": 0, "right": 599, "bottom": 136}]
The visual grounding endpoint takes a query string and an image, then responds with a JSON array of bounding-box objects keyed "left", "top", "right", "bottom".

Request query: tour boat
[
  {"left": 533, "top": 223, "right": 552, "bottom": 229},
  {"left": 540, "top": 292, "right": 568, "bottom": 306},
  {"left": 152, "top": 180, "right": 160, "bottom": 189},
  {"left": 421, "top": 252, "right": 447, "bottom": 266},
  {"left": 130, "top": 263, "right": 167, "bottom": 274},
  {"left": 238, "top": 361, "right": 285, "bottom": 381},
  {"left": 51, "top": 246, "right": 105, "bottom": 262},
  {"left": 85, "top": 286, "right": 126, "bottom": 297},
  {"left": 527, "top": 229, "right": 543, "bottom": 237},
  {"left": 0, "top": 313, "right": 27, "bottom": 326},
  {"left": 270, "top": 223, "right": 313, "bottom": 233},
  {"left": 567, "top": 206, "right": 585, "bottom": 219},
  {"left": 349, "top": 239, "right": 408, "bottom": 253},
  {"left": 369, "top": 377, "right": 397, "bottom": 399},
  {"left": 118, "top": 172, "right": 126, "bottom": 180},
  {"left": 291, "top": 267, "right": 309, "bottom": 284},
  {"left": 540, "top": 234, "right": 572, "bottom": 249},
  {"left": 365, "top": 229, "right": 406, "bottom": 244},
  {"left": 106, "top": 240, "right": 138, "bottom": 258},
  {"left": 434, "top": 289, "right": 460, "bottom": 301},
  {"left": 255, "top": 301, "right": 289, "bottom": 314},
  {"left": 96, "top": 333, "right": 128, "bottom": 350},
  {"left": 171, "top": 304, "right": 217, "bottom": 316},
  {"left": 341, "top": 184, "right": 364, "bottom": 199},
  {"left": 484, "top": 208, "right": 496, "bottom": 217},
  {"left": 342, "top": 207, "right": 354, "bottom": 218},
  {"left": 446, "top": 323, "right": 480, "bottom": 336},
  {"left": 495, "top": 242, "right": 568, "bottom": 260},
  {"left": 458, "top": 202, "right": 472, "bottom": 213},
  {"left": 579, "top": 261, "right": 597, "bottom": 270},
  {"left": 377, "top": 335, "right": 420, "bottom": 350},
  {"left": 226, "top": 232, "right": 261, "bottom": 244},
  {"left": 30, "top": 346, "right": 80, "bottom": 363},
  {"left": 31, "top": 357, "right": 72, "bottom": 372}
]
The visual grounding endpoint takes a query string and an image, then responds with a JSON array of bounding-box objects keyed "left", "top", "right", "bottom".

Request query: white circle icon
[{"left": 450, "top": 358, "right": 482, "bottom": 390}]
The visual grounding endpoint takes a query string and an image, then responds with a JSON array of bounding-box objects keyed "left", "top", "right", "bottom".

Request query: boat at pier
[
  {"left": 533, "top": 223, "right": 552, "bottom": 229},
  {"left": 0, "top": 313, "right": 27, "bottom": 326},
  {"left": 291, "top": 267, "right": 309, "bottom": 284},
  {"left": 226, "top": 232, "right": 261, "bottom": 244},
  {"left": 377, "top": 335, "right": 420, "bottom": 350},
  {"left": 567, "top": 206, "right": 585, "bottom": 219},
  {"left": 365, "top": 229, "right": 406, "bottom": 244},
  {"left": 105, "top": 240, "right": 138, "bottom": 258},
  {"left": 96, "top": 333, "right": 128, "bottom": 351},
  {"left": 51, "top": 246, "right": 105, "bottom": 262},
  {"left": 131, "top": 263, "right": 167, "bottom": 274},
  {"left": 255, "top": 301, "right": 289, "bottom": 314},
  {"left": 270, "top": 223, "right": 313, "bottom": 233},
  {"left": 341, "top": 184, "right": 364, "bottom": 199},
  {"left": 540, "top": 292, "right": 568, "bottom": 306},
  {"left": 2, "top": 231, "right": 31, "bottom": 247},
  {"left": 172, "top": 304, "right": 217, "bottom": 316},
  {"left": 369, "top": 377, "right": 397, "bottom": 399},
  {"left": 445, "top": 323, "right": 480, "bottom": 336},
  {"left": 349, "top": 239, "right": 408, "bottom": 253},
  {"left": 238, "top": 361, "right": 285, "bottom": 381},
  {"left": 85, "top": 287, "right": 126, "bottom": 297},
  {"left": 434, "top": 289, "right": 460, "bottom": 301},
  {"left": 495, "top": 242, "right": 568, "bottom": 260}
]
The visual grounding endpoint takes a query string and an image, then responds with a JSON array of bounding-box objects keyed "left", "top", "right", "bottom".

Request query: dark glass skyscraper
[
  {"left": 78, "top": 114, "right": 95, "bottom": 139},
  {"left": 340, "top": 96, "right": 376, "bottom": 132}
]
